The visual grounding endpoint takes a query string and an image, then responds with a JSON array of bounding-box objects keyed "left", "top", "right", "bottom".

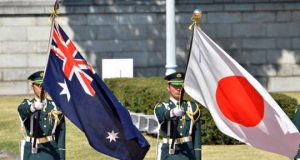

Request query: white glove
[
  {"left": 170, "top": 107, "right": 184, "bottom": 117},
  {"left": 30, "top": 101, "right": 44, "bottom": 112}
]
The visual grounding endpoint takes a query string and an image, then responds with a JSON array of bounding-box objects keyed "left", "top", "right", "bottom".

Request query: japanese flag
[{"left": 184, "top": 27, "right": 300, "bottom": 159}]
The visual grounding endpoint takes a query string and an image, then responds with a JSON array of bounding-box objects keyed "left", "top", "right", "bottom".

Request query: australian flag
[{"left": 43, "top": 21, "right": 150, "bottom": 160}]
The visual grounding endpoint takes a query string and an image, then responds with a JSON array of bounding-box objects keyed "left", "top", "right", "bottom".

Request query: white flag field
[{"left": 184, "top": 27, "right": 300, "bottom": 159}]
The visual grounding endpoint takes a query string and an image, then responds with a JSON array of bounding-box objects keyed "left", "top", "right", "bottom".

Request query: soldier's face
[
  {"left": 31, "top": 84, "right": 42, "bottom": 98},
  {"left": 167, "top": 84, "right": 183, "bottom": 100}
]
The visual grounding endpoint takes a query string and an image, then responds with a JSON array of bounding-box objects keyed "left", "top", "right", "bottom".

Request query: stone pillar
[{"left": 165, "top": 0, "right": 177, "bottom": 75}]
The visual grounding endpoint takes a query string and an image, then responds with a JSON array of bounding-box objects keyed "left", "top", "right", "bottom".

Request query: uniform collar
[
  {"left": 169, "top": 97, "right": 178, "bottom": 105},
  {"left": 33, "top": 97, "right": 47, "bottom": 108},
  {"left": 34, "top": 97, "right": 41, "bottom": 102}
]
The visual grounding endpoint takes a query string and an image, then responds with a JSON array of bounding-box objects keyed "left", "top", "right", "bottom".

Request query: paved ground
[{"left": 0, "top": 149, "right": 17, "bottom": 160}]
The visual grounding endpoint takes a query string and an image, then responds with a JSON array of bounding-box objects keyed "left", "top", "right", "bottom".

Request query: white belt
[
  {"left": 162, "top": 136, "right": 192, "bottom": 145},
  {"left": 25, "top": 135, "right": 55, "bottom": 144}
]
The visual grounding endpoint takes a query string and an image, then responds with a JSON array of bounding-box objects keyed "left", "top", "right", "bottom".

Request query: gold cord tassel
[
  {"left": 186, "top": 104, "right": 200, "bottom": 124},
  {"left": 48, "top": 9, "right": 59, "bottom": 25},
  {"left": 48, "top": 109, "right": 62, "bottom": 124}
]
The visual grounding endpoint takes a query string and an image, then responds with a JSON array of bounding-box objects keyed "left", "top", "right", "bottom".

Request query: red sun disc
[{"left": 216, "top": 76, "right": 264, "bottom": 127}]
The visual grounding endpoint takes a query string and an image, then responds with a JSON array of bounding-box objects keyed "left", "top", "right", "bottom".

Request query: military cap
[
  {"left": 165, "top": 71, "right": 185, "bottom": 86},
  {"left": 28, "top": 71, "right": 44, "bottom": 85}
]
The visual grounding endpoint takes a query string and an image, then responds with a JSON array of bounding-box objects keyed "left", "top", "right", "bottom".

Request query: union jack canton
[{"left": 51, "top": 22, "right": 96, "bottom": 97}]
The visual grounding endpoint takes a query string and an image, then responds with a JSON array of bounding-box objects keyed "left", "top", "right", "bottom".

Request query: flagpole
[
  {"left": 180, "top": 9, "right": 202, "bottom": 102},
  {"left": 32, "top": 0, "right": 60, "bottom": 154},
  {"left": 43, "top": 0, "right": 59, "bottom": 76},
  {"left": 169, "top": 9, "right": 202, "bottom": 152}
]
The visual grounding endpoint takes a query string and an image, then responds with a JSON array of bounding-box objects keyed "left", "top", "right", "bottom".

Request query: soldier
[
  {"left": 18, "top": 71, "right": 66, "bottom": 160},
  {"left": 154, "top": 71, "right": 201, "bottom": 160}
]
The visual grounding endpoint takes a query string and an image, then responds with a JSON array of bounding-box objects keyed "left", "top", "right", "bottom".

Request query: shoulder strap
[
  {"left": 18, "top": 114, "right": 27, "bottom": 139},
  {"left": 162, "top": 101, "right": 170, "bottom": 109},
  {"left": 154, "top": 101, "right": 171, "bottom": 136},
  {"left": 154, "top": 102, "right": 168, "bottom": 125}
]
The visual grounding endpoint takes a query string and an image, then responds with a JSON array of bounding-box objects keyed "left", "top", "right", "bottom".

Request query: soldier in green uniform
[
  {"left": 18, "top": 71, "right": 66, "bottom": 160},
  {"left": 293, "top": 104, "right": 300, "bottom": 160},
  {"left": 154, "top": 71, "right": 201, "bottom": 160}
]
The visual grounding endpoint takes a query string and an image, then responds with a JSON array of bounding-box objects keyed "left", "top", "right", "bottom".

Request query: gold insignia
[
  {"left": 176, "top": 73, "right": 182, "bottom": 78},
  {"left": 156, "top": 104, "right": 163, "bottom": 108},
  {"left": 40, "top": 72, "right": 44, "bottom": 77}
]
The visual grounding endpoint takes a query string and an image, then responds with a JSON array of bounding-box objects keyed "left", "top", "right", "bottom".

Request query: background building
[{"left": 0, "top": 0, "right": 300, "bottom": 95}]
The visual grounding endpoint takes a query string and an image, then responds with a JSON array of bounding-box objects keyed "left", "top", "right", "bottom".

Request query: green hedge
[
  {"left": 105, "top": 77, "right": 169, "bottom": 114},
  {"left": 105, "top": 77, "right": 298, "bottom": 145}
]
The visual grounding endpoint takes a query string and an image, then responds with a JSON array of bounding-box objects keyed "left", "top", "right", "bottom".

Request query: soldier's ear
[
  {"left": 166, "top": 85, "right": 170, "bottom": 92},
  {"left": 30, "top": 84, "right": 35, "bottom": 90}
]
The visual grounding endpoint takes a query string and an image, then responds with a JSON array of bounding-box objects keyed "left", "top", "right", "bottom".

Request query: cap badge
[
  {"left": 40, "top": 72, "right": 44, "bottom": 77},
  {"left": 176, "top": 73, "right": 182, "bottom": 78}
]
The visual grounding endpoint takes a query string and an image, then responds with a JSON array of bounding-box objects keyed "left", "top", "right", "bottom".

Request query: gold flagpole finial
[
  {"left": 48, "top": 0, "right": 60, "bottom": 24},
  {"left": 54, "top": 0, "right": 59, "bottom": 13},
  {"left": 192, "top": 9, "right": 202, "bottom": 26},
  {"left": 189, "top": 9, "right": 202, "bottom": 30}
]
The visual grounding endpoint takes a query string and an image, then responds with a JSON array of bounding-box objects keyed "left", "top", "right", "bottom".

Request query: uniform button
[
  {"left": 180, "top": 133, "right": 183, "bottom": 136},
  {"left": 44, "top": 118, "right": 47, "bottom": 120},
  {"left": 43, "top": 133, "right": 46, "bottom": 136},
  {"left": 179, "top": 126, "right": 183, "bottom": 128},
  {"left": 44, "top": 125, "right": 46, "bottom": 128}
]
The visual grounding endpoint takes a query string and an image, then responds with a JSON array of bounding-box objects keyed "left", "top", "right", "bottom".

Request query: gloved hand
[
  {"left": 30, "top": 101, "right": 44, "bottom": 112},
  {"left": 171, "top": 107, "right": 184, "bottom": 117}
]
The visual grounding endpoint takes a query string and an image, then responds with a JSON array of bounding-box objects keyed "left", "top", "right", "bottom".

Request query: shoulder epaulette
[
  {"left": 21, "top": 99, "right": 31, "bottom": 105},
  {"left": 155, "top": 103, "right": 164, "bottom": 108}
]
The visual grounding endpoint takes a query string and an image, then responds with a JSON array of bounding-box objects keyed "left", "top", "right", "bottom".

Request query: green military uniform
[
  {"left": 155, "top": 100, "right": 201, "bottom": 160},
  {"left": 18, "top": 71, "right": 66, "bottom": 160},
  {"left": 293, "top": 105, "right": 300, "bottom": 160},
  {"left": 154, "top": 72, "right": 201, "bottom": 160}
]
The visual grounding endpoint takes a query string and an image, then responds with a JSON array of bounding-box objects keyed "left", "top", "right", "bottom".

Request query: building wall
[{"left": 0, "top": 0, "right": 300, "bottom": 95}]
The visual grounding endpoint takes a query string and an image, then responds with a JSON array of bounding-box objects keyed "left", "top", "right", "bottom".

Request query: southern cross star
[
  {"left": 58, "top": 80, "right": 71, "bottom": 101},
  {"left": 106, "top": 130, "right": 119, "bottom": 143}
]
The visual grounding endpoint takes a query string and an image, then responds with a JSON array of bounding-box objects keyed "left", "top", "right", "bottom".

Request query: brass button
[
  {"left": 44, "top": 118, "right": 47, "bottom": 120},
  {"left": 180, "top": 133, "right": 183, "bottom": 136},
  {"left": 179, "top": 126, "right": 183, "bottom": 128},
  {"left": 43, "top": 125, "right": 46, "bottom": 128}
]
